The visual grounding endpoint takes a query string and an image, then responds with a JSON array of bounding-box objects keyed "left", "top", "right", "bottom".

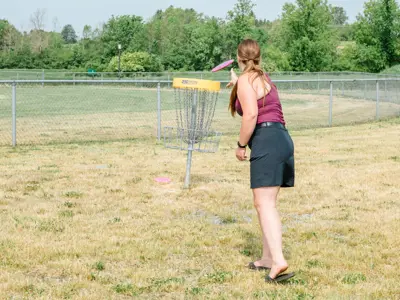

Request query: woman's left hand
[{"left": 236, "top": 147, "right": 247, "bottom": 161}]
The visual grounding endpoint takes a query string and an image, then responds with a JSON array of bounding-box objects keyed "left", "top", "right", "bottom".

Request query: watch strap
[{"left": 237, "top": 141, "right": 247, "bottom": 148}]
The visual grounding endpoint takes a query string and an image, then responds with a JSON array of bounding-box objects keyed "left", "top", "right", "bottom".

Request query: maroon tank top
[{"left": 235, "top": 74, "right": 285, "bottom": 126}]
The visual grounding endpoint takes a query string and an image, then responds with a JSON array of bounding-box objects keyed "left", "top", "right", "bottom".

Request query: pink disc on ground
[
  {"left": 155, "top": 177, "right": 172, "bottom": 183},
  {"left": 211, "top": 59, "right": 234, "bottom": 72}
]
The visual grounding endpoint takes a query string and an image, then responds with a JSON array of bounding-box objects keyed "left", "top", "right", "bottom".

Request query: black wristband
[{"left": 237, "top": 141, "right": 247, "bottom": 148}]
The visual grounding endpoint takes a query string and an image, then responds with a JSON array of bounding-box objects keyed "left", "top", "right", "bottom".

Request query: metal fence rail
[
  {"left": 0, "top": 78, "right": 399, "bottom": 147},
  {"left": 1, "top": 70, "right": 399, "bottom": 82}
]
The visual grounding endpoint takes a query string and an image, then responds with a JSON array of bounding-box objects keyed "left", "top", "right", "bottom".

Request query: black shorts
[{"left": 248, "top": 123, "right": 295, "bottom": 189}]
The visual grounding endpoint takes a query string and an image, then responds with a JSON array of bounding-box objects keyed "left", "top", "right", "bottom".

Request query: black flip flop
[
  {"left": 248, "top": 262, "right": 271, "bottom": 271},
  {"left": 265, "top": 272, "right": 295, "bottom": 283}
]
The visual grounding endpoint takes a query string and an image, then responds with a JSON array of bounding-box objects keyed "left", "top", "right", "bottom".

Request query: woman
[{"left": 227, "top": 39, "right": 295, "bottom": 283}]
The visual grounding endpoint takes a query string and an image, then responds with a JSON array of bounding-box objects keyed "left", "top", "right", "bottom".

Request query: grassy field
[
  {"left": 0, "top": 85, "right": 399, "bottom": 146},
  {"left": 0, "top": 116, "right": 399, "bottom": 299}
]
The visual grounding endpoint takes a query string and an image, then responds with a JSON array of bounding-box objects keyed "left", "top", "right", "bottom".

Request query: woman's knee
[
  {"left": 253, "top": 196, "right": 277, "bottom": 212},
  {"left": 253, "top": 187, "right": 279, "bottom": 210}
]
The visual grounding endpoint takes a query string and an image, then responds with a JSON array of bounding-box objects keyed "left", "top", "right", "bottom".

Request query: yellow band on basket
[{"left": 173, "top": 78, "right": 220, "bottom": 92}]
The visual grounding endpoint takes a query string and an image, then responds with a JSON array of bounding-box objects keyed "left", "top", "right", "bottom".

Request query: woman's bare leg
[{"left": 253, "top": 186, "right": 288, "bottom": 278}]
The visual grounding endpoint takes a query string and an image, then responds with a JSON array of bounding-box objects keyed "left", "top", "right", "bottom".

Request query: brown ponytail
[
  {"left": 228, "top": 39, "right": 274, "bottom": 117},
  {"left": 229, "top": 82, "right": 238, "bottom": 116}
]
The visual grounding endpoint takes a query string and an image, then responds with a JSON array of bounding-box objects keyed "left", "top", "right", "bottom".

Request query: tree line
[{"left": 0, "top": 0, "right": 399, "bottom": 73}]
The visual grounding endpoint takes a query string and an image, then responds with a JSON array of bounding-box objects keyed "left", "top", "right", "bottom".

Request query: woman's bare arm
[{"left": 237, "top": 74, "right": 258, "bottom": 146}]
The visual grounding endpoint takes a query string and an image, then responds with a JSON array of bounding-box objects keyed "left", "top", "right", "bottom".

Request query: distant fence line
[
  {"left": 0, "top": 77, "right": 399, "bottom": 147},
  {"left": 1, "top": 69, "right": 399, "bottom": 82}
]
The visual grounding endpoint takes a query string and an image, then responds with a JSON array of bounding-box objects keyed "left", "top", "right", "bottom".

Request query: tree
[
  {"left": 144, "top": 6, "right": 201, "bottom": 70},
  {"left": 279, "top": 0, "right": 338, "bottom": 71},
  {"left": 331, "top": 6, "right": 348, "bottom": 25},
  {"left": 381, "top": 0, "right": 399, "bottom": 65},
  {"left": 144, "top": 10, "right": 163, "bottom": 55},
  {"left": 82, "top": 25, "right": 93, "bottom": 40},
  {"left": 52, "top": 17, "right": 60, "bottom": 32},
  {"left": 29, "top": 9, "right": 47, "bottom": 53},
  {"left": 255, "top": 19, "right": 271, "bottom": 28},
  {"left": 10, "top": 1, "right": 400, "bottom": 73},
  {"left": 30, "top": 8, "right": 46, "bottom": 31},
  {"left": 0, "top": 20, "right": 23, "bottom": 53},
  {"left": 224, "top": 0, "right": 257, "bottom": 59},
  {"left": 0, "top": 19, "right": 11, "bottom": 50},
  {"left": 354, "top": 0, "right": 400, "bottom": 69},
  {"left": 188, "top": 17, "right": 224, "bottom": 70},
  {"left": 61, "top": 24, "right": 77, "bottom": 44},
  {"left": 48, "top": 32, "right": 64, "bottom": 49},
  {"left": 101, "top": 15, "right": 146, "bottom": 61},
  {"left": 329, "top": 6, "right": 352, "bottom": 42},
  {"left": 337, "top": 24, "right": 355, "bottom": 41}
]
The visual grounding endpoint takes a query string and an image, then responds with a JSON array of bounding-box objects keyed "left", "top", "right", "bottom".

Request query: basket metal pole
[{"left": 184, "top": 90, "right": 197, "bottom": 189}]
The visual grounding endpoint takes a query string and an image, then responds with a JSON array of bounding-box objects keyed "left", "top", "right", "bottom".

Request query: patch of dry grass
[{"left": 0, "top": 117, "right": 399, "bottom": 299}]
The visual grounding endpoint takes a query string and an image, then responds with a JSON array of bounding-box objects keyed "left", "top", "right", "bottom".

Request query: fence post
[
  {"left": 376, "top": 80, "right": 380, "bottom": 120},
  {"left": 329, "top": 81, "right": 333, "bottom": 127},
  {"left": 73, "top": 73, "right": 75, "bottom": 86},
  {"left": 290, "top": 72, "right": 293, "bottom": 93},
  {"left": 364, "top": 81, "right": 367, "bottom": 99},
  {"left": 42, "top": 69, "right": 44, "bottom": 87},
  {"left": 384, "top": 79, "right": 388, "bottom": 102},
  {"left": 342, "top": 81, "right": 344, "bottom": 96},
  {"left": 12, "top": 82, "right": 17, "bottom": 147},
  {"left": 317, "top": 73, "right": 320, "bottom": 93},
  {"left": 157, "top": 82, "right": 161, "bottom": 141}
]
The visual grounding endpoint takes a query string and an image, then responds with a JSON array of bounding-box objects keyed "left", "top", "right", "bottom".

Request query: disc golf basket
[{"left": 163, "top": 78, "right": 222, "bottom": 188}]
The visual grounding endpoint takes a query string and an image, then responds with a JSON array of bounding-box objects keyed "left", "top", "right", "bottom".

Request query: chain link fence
[
  {"left": 1, "top": 70, "right": 400, "bottom": 81},
  {"left": 0, "top": 77, "right": 399, "bottom": 146}
]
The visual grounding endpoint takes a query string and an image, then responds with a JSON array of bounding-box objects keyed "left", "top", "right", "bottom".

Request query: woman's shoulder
[{"left": 237, "top": 72, "right": 258, "bottom": 87}]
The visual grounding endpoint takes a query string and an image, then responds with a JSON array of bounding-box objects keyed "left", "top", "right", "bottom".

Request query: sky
[{"left": 0, "top": 0, "right": 387, "bottom": 36}]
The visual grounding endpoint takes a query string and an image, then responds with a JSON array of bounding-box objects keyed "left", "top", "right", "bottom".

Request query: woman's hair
[{"left": 228, "top": 39, "right": 274, "bottom": 116}]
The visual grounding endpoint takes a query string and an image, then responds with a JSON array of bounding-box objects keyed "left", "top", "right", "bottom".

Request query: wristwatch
[{"left": 237, "top": 141, "right": 247, "bottom": 148}]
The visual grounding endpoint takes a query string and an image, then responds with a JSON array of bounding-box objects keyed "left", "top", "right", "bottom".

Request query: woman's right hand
[{"left": 226, "top": 68, "right": 238, "bottom": 88}]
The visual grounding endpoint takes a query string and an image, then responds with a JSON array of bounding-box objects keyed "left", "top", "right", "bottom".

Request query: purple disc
[{"left": 211, "top": 59, "right": 234, "bottom": 72}]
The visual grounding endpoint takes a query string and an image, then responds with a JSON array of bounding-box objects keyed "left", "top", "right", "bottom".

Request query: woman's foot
[
  {"left": 268, "top": 261, "right": 289, "bottom": 279},
  {"left": 248, "top": 259, "right": 272, "bottom": 270}
]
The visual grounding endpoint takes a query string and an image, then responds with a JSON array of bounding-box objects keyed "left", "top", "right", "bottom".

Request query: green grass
[{"left": 0, "top": 86, "right": 173, "bottom": 118}]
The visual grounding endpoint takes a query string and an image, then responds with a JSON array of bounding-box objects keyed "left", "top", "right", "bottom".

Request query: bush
[
  {"left": 353, "top": 44, "right": 387, "bottom": 73},
  {"left": 261, "top": 46, "right": 290, "bottom": 72},
  {"left": 333, "top": 43, "right": 358, "bottom": 71},
  {"left": 333, "top": 43, "right": 387, "bottom": 73},
  {"left": 381, "top": 64, "right": 400, "bottom": 74},
  {"left": 107, "top": 52, "right": 163, "bottom": 72}
]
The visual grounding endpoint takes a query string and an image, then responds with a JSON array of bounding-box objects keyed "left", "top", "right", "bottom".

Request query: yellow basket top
[{"left": 173, "top": 78, "right": 220, "bottom": 92}]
